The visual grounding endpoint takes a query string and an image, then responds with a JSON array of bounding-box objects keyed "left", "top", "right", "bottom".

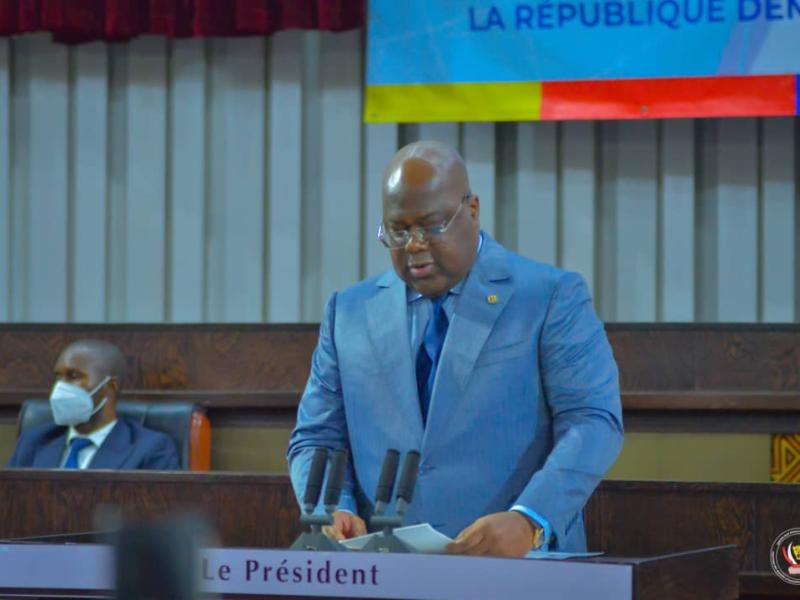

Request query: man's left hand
[{"left": 446, "top": 511, "right": 538, "bottom": 558}]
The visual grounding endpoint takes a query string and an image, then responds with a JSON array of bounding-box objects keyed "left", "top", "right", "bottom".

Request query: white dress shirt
[{"left": 60, "top": 419, "right": 118, "bottom": 469}]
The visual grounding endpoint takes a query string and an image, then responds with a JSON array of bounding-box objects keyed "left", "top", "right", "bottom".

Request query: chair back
[{"left": 17, "top": 399, "right": 211, "bottom": 470}]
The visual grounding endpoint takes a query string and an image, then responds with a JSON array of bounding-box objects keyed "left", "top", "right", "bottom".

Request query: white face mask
[{"left": 49, "top": 376, "right": 111, "bottom": 426}]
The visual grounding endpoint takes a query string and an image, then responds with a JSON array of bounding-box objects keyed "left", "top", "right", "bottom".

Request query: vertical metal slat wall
[{"left": 0, "top": 32, "right": 797, "bottom": 324}]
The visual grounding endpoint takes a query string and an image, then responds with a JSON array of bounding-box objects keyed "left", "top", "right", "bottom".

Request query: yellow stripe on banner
[{"left": 364, "top": 82, "right": 543, "bottom": 123}]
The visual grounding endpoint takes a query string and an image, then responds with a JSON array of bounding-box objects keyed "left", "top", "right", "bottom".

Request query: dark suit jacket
[{"left": 6, "top": 418, "right": 180, "bottom": 470}]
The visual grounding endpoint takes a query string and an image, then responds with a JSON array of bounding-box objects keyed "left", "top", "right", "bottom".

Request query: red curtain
[{"left": 0, "top": 0, "right": 365, "bottom": 43}]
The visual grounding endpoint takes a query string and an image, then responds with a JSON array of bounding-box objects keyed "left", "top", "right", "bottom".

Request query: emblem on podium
[{"left": 771, "top": 528, "right": 800, "bottom": 585}]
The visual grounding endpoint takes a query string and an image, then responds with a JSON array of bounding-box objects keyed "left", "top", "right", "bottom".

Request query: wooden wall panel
[
  {"left": 0, "top": 324, "right": 798, "bottom": 434},
  {"left": 0, "top": 324, "right": 317, "bottom": 411},
  {"left": 0, "top": 471, "right": 300, "bottom": 549}
]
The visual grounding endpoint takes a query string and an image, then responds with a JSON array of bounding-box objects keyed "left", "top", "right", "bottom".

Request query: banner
[{"left": 365, "top": 0, "right": 800, "bottom": 122}]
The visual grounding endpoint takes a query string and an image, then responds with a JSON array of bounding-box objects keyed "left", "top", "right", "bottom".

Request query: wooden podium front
[
  {"left": 0, "top": 543, "right": 738, "bottom": 599},
  {"left": 0, "top": 470, "right": 795, "bottom": 598}
]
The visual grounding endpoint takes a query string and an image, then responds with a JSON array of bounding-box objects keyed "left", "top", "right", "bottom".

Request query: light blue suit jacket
[{"left": 288, "top": 233, "right": 623, "bottom": 551}]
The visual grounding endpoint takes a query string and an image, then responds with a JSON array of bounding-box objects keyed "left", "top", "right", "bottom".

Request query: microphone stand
[
  {"left": 290, "top": 448, "right": 349, "bottom": 552},
  {"left": 362, "top": 450, "right": 420, "bottom": 553}
]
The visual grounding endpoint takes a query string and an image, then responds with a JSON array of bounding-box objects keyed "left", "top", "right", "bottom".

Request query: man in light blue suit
[{"left": 288, "top": 141, "right": 623, "bottom": 556}]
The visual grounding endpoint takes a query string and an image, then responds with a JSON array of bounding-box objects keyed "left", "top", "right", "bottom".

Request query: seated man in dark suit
[{"left": 7, "top": 339, "right": 179, "bottom": 470}]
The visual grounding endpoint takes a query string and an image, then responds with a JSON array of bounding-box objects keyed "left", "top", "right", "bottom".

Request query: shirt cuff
[{"left": 510, "top": 504, "right": 552, "bottom": 551}]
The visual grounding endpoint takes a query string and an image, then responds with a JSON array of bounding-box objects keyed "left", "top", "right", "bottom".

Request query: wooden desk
[
  {"left": 0, "top": 471, "right": 797, "bottom": 597},
  {"left": 0, "top": 323, "right": 799, "bottom": 432}
]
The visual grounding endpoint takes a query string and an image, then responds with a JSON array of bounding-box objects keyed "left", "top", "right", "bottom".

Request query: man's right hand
[{"left": 322, "top": 511, "right": 367, "bottom": 541}]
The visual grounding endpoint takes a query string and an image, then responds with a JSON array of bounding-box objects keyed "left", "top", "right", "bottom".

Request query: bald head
[
  {"left": 382, "top": 141, "right": 470, "bottom": 203},
  {"left": 380, "top": 141, "right": 480, "bottom": 298}
]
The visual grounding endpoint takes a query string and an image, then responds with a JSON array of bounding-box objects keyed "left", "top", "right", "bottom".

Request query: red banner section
[
  {"left": 540, "top": 75, "right": 799, "bottom": 121},
  {"left": 0, "top": 0, "right": 365, "bottom": 43}
]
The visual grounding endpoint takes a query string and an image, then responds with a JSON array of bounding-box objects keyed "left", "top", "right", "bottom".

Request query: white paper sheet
[
  {"left": 341, "top": 524, "right": 606, "bottom": 560},
  {"left": 525, "top": 550, "right": 605, "bottom": 560},
  {"left": 340, "top": 523, "right": 452, "bottom": 554}
]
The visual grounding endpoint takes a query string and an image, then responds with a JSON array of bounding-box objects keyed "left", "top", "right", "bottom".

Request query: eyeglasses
[{"left": 377, "top": 194, "right": 471, "bottom": 249}]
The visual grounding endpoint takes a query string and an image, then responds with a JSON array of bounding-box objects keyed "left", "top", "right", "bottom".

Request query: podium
[{"left": 0, "top": 543, "right": 737, "bottom": 599}]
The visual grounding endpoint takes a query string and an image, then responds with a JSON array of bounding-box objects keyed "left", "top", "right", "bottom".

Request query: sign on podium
[{"left": 0, "top": 543, "right": 738, "bottom": 599}]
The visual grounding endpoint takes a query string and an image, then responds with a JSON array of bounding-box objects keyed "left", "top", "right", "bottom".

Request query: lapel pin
[{"left": 487, "top": 294, "right": 498, "bottom": 304}]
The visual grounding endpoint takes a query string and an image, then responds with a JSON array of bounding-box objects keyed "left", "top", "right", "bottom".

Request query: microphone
[
  {"left": 290, "top": 448, "right": 348, "bottom": 553},
  {"left": 395, "top": 450, "right": 421, "bottom": 518},
  {"left": 363, "top": 450, "right": 419, "bottom": 554},
  {"left": 303, "top": 448, "right": 328, "bottom": 514},
  {"left": 323, "top": 449, "right": 348, "bottom": 513},
  {"left": 374, "top": 449, "right": 400, "bottom": 517}
]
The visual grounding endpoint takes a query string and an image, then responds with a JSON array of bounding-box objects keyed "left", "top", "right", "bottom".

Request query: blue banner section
[{"left": 367, "top": 0, "right": 800, "bottom": 84}]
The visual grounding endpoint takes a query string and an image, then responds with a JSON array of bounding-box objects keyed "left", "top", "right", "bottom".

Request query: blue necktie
[
  {"left": 416, "top": 296, "right": 449, "bottom": 425},
  {"left": 63, "top": 437, "right": 93, "bottom": 469}
]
